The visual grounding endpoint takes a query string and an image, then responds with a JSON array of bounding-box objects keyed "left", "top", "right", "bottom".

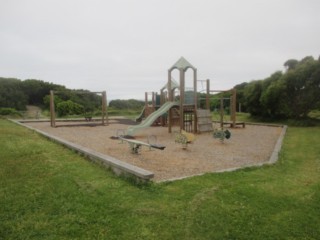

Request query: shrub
[
  {"left": 56, "top": 100, "right": 84, "bottom": 117},
  {"left": 0, "top": 108, "right": 19, "bottom": 116}
]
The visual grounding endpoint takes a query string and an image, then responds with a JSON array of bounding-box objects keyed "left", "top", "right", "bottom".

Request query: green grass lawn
[{"left": 1, "top": 119, "right": 320, "bottom": 239}]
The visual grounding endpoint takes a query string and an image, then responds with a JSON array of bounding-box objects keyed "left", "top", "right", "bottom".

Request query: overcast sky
[{"left": 1, "top": 0, "right": 319, "bottom": 100}]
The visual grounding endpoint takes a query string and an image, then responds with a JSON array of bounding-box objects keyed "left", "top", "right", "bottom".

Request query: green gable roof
[{"left": 169, "top": 57, "right": 196, "bottom": 71}]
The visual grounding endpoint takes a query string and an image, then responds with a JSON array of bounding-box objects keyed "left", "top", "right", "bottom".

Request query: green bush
[
  {"left": 243, "top": 56, "right": 320, "bottom": 119},
  {"left": 56, "top": 100, "right": 84, "bottom": 117},
  {"left": 109, "top": 99, "right": 144, "bottom": 110},
  {"left": 0, "top": 108, "right": 19, "bottom": 116}
]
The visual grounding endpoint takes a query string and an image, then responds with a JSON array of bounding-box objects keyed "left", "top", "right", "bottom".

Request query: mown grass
[
  {"left": 212, "top": 111, "right": 255, "bottom": 123},
  {"left": 1, "top": 119, "right": 320, "bottom": 239}
]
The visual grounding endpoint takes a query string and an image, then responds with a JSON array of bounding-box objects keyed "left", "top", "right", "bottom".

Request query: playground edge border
[
  {"left": 10, "top": 119, "right": 154, "bottom": 183},
  {"left": 159, "top": 123, "right": 287, "bottom": 182},
  {"left": 10, "top": 119, "right": 287, "bottom": 183}
]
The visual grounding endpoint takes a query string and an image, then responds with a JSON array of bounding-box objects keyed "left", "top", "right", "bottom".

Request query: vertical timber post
[
  {"left": 231, "top": 88, "right": 236, "bottom": 127},
  {"left": 220, "top": 97, "right": 224, "bottom": 129},
  {"left": 160, "top": 89, "right": 164, "bottom": 126},
  {"left": 152, "top": 92, "right": 155, "bottom": 108},
  {"left": 168, "top": 70, "right": 172, "bottom": 133},
  {"left": 50, "top": 90, "right": 55, "bottom": 127},
  {"left": 206, "top": 79, "right": 210, "bottom": 110},
  {"left": 193, "top": 68, "right": 197, "bottom": 133},
  {"left": 179, "top": 69, "right": 185, "bottom": 131},
  {"left": 160, "top": 90, "right": 164, "bottom": 106},
  {"left": 145, "top": 92, "right": 148, "bottom": 108},
  {"left": 230, "top": 95, "right": 233, "bottom": 122},
  {"left": 102, "top": 91, "right": 107, "bottom": 125}
]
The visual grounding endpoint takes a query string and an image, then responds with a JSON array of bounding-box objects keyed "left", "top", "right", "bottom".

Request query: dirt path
[{"left": 24, "top": 105, "right": 41, "bottom": 119}]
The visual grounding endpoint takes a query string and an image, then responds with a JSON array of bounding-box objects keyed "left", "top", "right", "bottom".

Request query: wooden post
[
  {"left": 50, "top": 90, "right": 55, "bottom": 127},
  {"left": 220, "top": 97, "right": 224, "bottom": 129},
  {"left": 145, "top": 92, "right": 148, "bottom": 108},
  {"left": 160, "top": 90, "right": 164, "bottom": 126},
  {"left": 168, "top": 70, "right": 172, "bottom": 133},
  {"left": 193, "top": 68, "right": 197, "bottom": 133},
  {"left": 231, "top": 88, "right": 236, "bottom": 127},
  {"left": 179, "top": 69, "right": 185, "bottom": 131},
  {"left": 160, "top": 90, "right": 164, "bottom": 106},
  {"left": 105, "top": 91, "right": 108, "bottom": 125},
  {"left": 152, "top": 92, "right": 155, "bottom": 108},
  {"left": 230, "top": 95, "right": 233, "bottom": 121},
  {"left": 102, "top": 91, "right": 107, "bottom": 125},
  {"left": 206, "top": 79, "right": 210, "bottom": 110}
]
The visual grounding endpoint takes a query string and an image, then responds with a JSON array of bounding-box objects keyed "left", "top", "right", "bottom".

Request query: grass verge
[{"left": 0, "top": 119, "right": 319, "bottom": 239}]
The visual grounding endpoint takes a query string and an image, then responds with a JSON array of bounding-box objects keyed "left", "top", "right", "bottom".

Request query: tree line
[
  {"left": 235, "top": 56, "right": 320, "bottom": 119},
  {"left": 0, "top": 78, "right": 102, "bottom": 116},
  {"left": 197, "top": 56, "right": 319, "bottom": 119},
  {"left": 0, "top": 77, "right": 144, "bottom": 116},
  {"left": 108, "top": 99, "right": 144, "bottom": 110},
  {"left": 1, "top": 55, "right": 319, "bottom": 118}
]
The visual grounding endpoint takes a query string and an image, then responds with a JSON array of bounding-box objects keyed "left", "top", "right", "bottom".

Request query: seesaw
[{"left": 119, "top": 137, "right": 166, "bottom": 154}]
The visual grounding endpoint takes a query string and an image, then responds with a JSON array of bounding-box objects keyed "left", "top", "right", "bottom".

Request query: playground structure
[
  {"left": 136, "top": 92, "right": 162, "bottom": 123},
  {"left": 207, "top": 87, "right": 243, "bottom": 128},
  {"left": 127, "top": 101, "right": 179, "bottom": 135},
  {"left": 48, "top": 57, "right": 241, "bottom": 138},
  {"left": 129, "top": 57, "right": 241, "bottom": 136},
  {"left": 128, "top": 57, "right": 199, "bottom": 136},
  {"left": 15, "top": 57, "right": 287, "bottom": 182},
  {"left": 49, "top": 90, "right": 108, "bottom": 127},
  {"left": 167, "top": 57, "right": 198, "bottom": 133}
]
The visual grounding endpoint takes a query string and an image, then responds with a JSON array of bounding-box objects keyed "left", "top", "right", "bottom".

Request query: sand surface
[{"left": 25, "top": 118, "right": 283, "bottom": 181}]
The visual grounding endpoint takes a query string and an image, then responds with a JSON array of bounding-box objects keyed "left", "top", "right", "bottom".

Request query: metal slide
[{"left": 127, "top": 101, "right": 179, "bottom": 136}]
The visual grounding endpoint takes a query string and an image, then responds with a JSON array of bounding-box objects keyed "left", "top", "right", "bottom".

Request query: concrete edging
[
  {"left": 244, "top": 122, "right": 287, "bottom": 164},
  {"left": 11, "top": 120, "right": 154, "bottom": 182},
  {"left": 160, "top": 123, "right": 288, "bottom": 182},
  {"left": 11, "top": 119, "right": 287, "bottom": 183},
  {"left": 268, "top": 124, "right": 287, "bottom": 164}
]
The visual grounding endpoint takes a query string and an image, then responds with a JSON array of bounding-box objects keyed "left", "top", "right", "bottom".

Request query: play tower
[
  {"left": 167, "top": 57, "right": 198, "bottom": 133},
  {"left": 127, "top": 57, "right": 241, "bottom": 136}
]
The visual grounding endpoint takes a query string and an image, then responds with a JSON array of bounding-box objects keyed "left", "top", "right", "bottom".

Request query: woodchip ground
[{"left": 25, "top": 118, "right": 283, "bottom": 182}]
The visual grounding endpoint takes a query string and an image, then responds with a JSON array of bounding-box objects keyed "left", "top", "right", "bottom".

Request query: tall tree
[
  {"left": 282, "top": 56, "right": 320, "bottom": 118},
  {"left": 243, "top": 80, "right": 264, "bottom": 116},
  {"left": 234, "top": 82, "right": 248, "bottom": 112},
  {"left": 243, "top": 56, "right": 320, "bottom": 119},
  {"left": 259, "top": 71, "right": 285, "bottom": 117},
  {"left": 284, "top": 59, "right": 298, "bottom": 71},
  {"left": 0, "top": 78, "right": 28, "bottom": 110}
]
